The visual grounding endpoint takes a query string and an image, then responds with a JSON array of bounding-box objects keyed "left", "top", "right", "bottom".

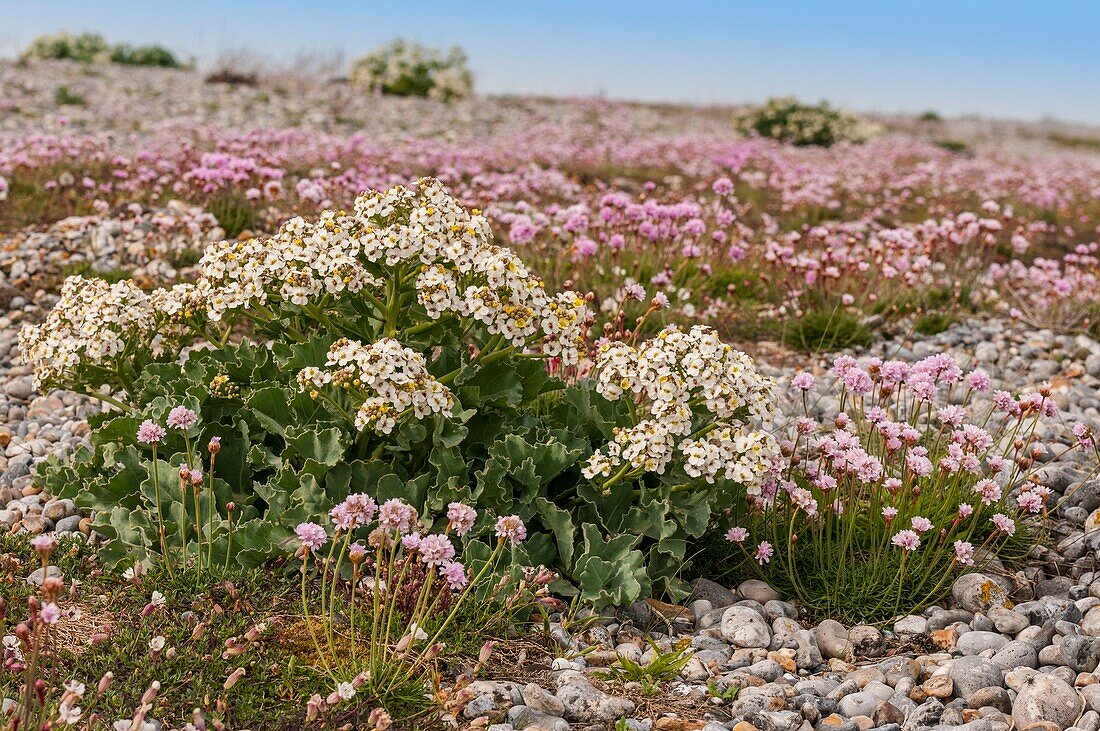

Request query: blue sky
[{"left": 2, "top": 1, "right": 1098, "bottom": 123}]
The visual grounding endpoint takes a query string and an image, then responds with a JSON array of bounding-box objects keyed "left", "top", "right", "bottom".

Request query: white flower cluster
[
  {"left": 298, "top": 337, "right": 454, "bottom": 434},
  {"left": 21, "top": 179, "right": 590, "bottom": 391},
  {"left": 582, "top": 325, "right": 778, "bottom": 490},
  {"left": 19, "top": 276, "right": 155, "bottom": 389},
  {"left": 357, "top": 179, "right": 588, "bottom": 363},
  {"left": 199, "top": 209, "right": 383, "bottom": 321}
]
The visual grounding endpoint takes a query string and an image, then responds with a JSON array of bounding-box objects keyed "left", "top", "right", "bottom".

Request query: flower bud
[{"left": 224, "top": 667, "right": 246, "bottom": 690}]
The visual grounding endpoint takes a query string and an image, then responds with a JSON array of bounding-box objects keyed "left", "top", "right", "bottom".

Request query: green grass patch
[
  {"left": 914, "top": 311, "right": 956, "bottom": 336},
  {"left": 54, "top": 85, "right": 87, "bottom": 107},
  {"left": 784, "top": 309, "right": 872, "bottom": 353}
]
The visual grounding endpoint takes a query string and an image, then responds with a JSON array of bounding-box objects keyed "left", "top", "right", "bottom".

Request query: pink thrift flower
[
  {"left": 137, "top": 420, "right": 166, "bottom": 444},
  {"left": 418, "top": 534, "right": 455, "bottom": 567},
  {"left": 910, "top": 516, "right": 933, "bottom": 533},
  {"left": 891, "top": 530, "right": 921, "bottom": 551},
  {"left": 954, "top": 540, "right": 975, "bottom": 566},
  {"left": 441, "top": 560, "right": 468, "bottom": 590},
  {"left": 791, "top": 372, "right": 815, "bottom": 392},
  {"left": 991, "top": 513, "right": 1016, "bottom": 536},
  {"left": 446, "top": 503, "right": 477, "bottom": 536},
  {"left": 495, "top": 515, "right": 527, "bottom": 545},
  {"left": 378, "top": 498, "right": 417, "bottom": 534},
  {"left": 754, "top": 541, "right": 773, "bottom": 565},
  {"left": 40, "top": 602, "right": 61, "bottom": 624},
  {"left": 725, "top": 526, "right": 748, "bottom": 543},
  {"left": 166, "top": 406, "right": 198, "bottom": 430},
  {"left": 967, "top": 369, "right": 992, "bottom": 392},
  {"left": 957, "top": 503, "right": 974, "bottom": 519},
  {"left": 295, "top": 522, "right": 328, "bottom": 552}
]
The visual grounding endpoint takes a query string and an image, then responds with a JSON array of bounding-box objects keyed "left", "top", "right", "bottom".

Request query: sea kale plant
[
  {"left": 724, "top": 354, "right": 1085, "bottom": 623},
  {"left": 737, "top": 96, "right": 873, "bottom": 147},
  {"left": 349, "top": 40, "right": 473, "bottom": 101},
  {"left": 21, "top": 178, "right": 777, "bottom": 605}
]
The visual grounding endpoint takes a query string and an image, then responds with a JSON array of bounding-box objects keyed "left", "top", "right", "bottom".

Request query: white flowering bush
[
  {"left": 349, "top": 40, "right": 473, "bottom": 101},
  {"left": 722, "top": 354, "right": 1078, "bottom": 622},
  {"left": 28, "top": 179, "right": 774, "bottom": 605},
  {"left": 738, "top": 97, "right": 873, "bottom": 147}
]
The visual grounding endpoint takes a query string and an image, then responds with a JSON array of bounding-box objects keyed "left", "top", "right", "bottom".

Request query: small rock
[
  {"left": 720, "top": 606, "right": 772, "bottom": 649},
  {"left": 1012, "top": 672, "right": 1083, "bottom": 729}
]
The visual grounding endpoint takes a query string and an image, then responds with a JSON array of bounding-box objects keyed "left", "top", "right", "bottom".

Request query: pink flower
[
  {"left": 991, "top": 513, "right": 1016, "bottom": 536},
  {"left": 882, "top": 506, "right": 898, "bottom": 522},
  {"left": 446, "top": 503, "right": 477, "bottom": 536},
  {"left": 330, "top": 493, "right": 378, "bottom": 531},
  {"left": 40, "top": 603, "right": 61, "bottom": 624},
  {"left": 974, "top": 478, "right": 1002, "bottom": 505},
  {"left": 791, "top": 372, "right": 815, "bottom": 392},
  {"left": 1073, "top": 422, "right": 1093, "bottom": 447},
  {"left": 753, "top": 541, "right": 773, "bottom": 565},
  {"left": 441, "top": 560, "right": 468, "bottom": 590},
  {"left": 957, "top": 503, "right": 974, "bottom": 519},
  {"left": 166, "top": 406, "right": 198, "bottom": 430},
  {"left": 418, "top": 534, "right": 455, "bottom": 567},
  {"left": 954, "top": 540, "right": 975, "bottom": 566},
  {"left": 1016, "top": 490, "right": 1044, "bottom": 513},
  {"left": 401, "top": 532, "right": 422, "bottom": 551},
  {"left": 295, "top": 522, "right": 327, "bottom": 552},
  {"left": 967, "top": 369, "right": 991, "bottom": 392},
  {"left": 891, "top": 530, "right": 921, "bottom": 551},
  {"left": 30, "top": 534, "right": 56, "bottom": 555},
  {"left": 378, "top": 499, "right": 417, "bottom": 534},
  {"left": 495, "top": 515, "right": 527, "bottom": 545},
  {"left": 137, "top": 420, "right": 166, "bottom": 444},
  {"left": 725, "top": 526, "right": 748, "bottom": 543},
  {"left": 348, "top": 543, "right": 367, "bottom": 562},
  {"left": 910, "top": 516, "right": 933, "bottom": 533}
]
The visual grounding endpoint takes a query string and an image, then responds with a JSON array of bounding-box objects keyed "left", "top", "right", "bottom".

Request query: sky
[{"left": 1, "top": 1, "right": 1098, "bottom": 124}]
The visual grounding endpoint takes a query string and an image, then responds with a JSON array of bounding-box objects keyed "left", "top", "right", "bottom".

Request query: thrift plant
[
  {"left": 292, "top": 498, "right": 538, "bottom": 716},
  {"left": 725, "top": 354, "right": 1085, "bottom": 622}
]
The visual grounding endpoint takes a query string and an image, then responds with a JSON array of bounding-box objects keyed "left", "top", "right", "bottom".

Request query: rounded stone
[
  {"left": 1012, "top": 672, "right": 1084, "bottom": 729},
  {"left": 720, "top": 605, "right": 772, "bottom": 649}
]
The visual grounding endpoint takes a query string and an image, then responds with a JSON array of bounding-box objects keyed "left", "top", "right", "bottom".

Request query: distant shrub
[
  {"left": 738, "top": 97, "right": 872, "bottom": 147},
  {"left": 22, "top": 32, "right": 109, "bottom": 63},
  {"left": 23, "top": 32, "right": 179, "bottom": 69},
  {"left": 919, "top": 110, "right": 943, "bottom": 122},
  {"left": 350, "top": 39, "right": 473, "bottom": 101},
  {"left": 109, "top": 43, "right": 181, "bottom": 68},
  {"left": 935, "top": 139, "right": 969, "bottom": 154},
  {"left": 204, "top": 68, "right": 259, "bottom": 86}
]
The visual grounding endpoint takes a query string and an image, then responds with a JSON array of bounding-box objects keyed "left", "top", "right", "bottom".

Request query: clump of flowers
[
  {"left": 737, "top": 96, "right": 874, "bottom": 147},
  {"left": 294, "top": 497, "right": 543, "bottom": 714},
  {"left": 349, "top": 39, "right": 473, "bottom": 101},
  {"left": 727, "top": 353, "right": 1080, "bottom": 622},
  {"left": 584, "top": 324, "right": 778, "bottom": 491},
  {"left": 299, "top": 338, "right": 454, "bottom": 434},
  {"left": 18, "top": 276, "right": 154, "bottom": 396},
  {"left": 982, "top": 243, "right": 1100, "bottom": 331},
  {"left": 1, "top": 536, "right": 105, "bottom": 728}
]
